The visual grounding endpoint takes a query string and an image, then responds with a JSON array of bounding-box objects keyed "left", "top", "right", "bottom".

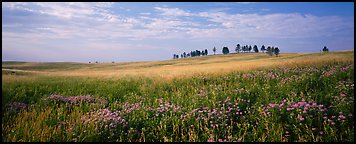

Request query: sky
[{"left": 2, "top": 2, "right": 354, "bottom": 63}]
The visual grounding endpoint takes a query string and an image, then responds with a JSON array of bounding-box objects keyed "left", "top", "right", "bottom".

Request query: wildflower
[
  {"left": 238, "top": 138, "right": 242, "bottom": 142},
  {"left": 299, "top": 116, "right": 305, "bottom": 121},
  {"left": 207, "top": 139, "right": 214, "bottom": 142},
  {"left": 331, "top": 122, "right": 335, "bottom": 125},
  {"left": 319, "top": 131, "right": 323, "bottom": 135},
  {"left": 341, "top": 94, "right": 346, "bottom": 97},
  {"left": 312, "top": 128, "right": 316, "bottom": 131},
  {"left": 227, "top": 136, "right": 232, "bottom": 139},
  {"left": 348, "top": 113, "right": 353, "bottom": 117}
]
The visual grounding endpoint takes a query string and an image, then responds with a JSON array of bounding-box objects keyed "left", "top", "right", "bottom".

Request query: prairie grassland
[
  {"left": 2, "top": 51, "right": 354, "bottom": 142},
  {"left": 2, "top": 51, "right": 354, "bottom": 80}
]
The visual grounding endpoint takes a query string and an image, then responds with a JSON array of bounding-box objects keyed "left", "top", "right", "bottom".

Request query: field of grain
[{"left": 2, "top": 51, "right": 354, "bottom": 142}]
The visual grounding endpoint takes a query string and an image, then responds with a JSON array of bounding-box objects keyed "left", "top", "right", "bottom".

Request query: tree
[
  {"left": 253, "top": 45, "right": 259, "bottom": 53},
  {"left": 322, "top": 46, "right": 329, "bottom": 52},
  {"left": 271, "top": 46, "right": 275, "bottom": 53},
  {"left": 205, "top": 49, "right": 208, "bottom": 55},
  {"left": 183, "top": 52, "right": 186, "bottom": 58},
  {"left": 248, "top": 45, "right": 252, "bottom": 52},
  {"left": 213, "top": 47, "right": 217, "bottom": 55},
  {"left": 196, "top": 50, "right": 201, "bottom": 56},
  {"left": 236, "top": 44, "right": 241, "bottom": 53},
  {"left": 274, "top": 47, "right": 280, "bottom": 56},
  {"left": 222, "top": 46, "right": 230, "bottom": 54},
  {"left": 266, "top": 46, "right": 273, "bottom": 56},
  {"left": 261, "top": 45, "right": 266, "bottom": 53}
]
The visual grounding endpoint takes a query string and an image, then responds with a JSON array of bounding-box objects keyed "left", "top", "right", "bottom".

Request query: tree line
[
  {"left": 173, "top": 49, "right": 208, "bottom": 59},
  {"left": 173, "top": 44, "right": 280, "bottom": 59}
]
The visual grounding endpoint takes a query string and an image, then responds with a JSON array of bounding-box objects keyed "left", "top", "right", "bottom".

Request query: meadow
[{"left": 2, "top": 51, "right": 354, "bottom": 142}]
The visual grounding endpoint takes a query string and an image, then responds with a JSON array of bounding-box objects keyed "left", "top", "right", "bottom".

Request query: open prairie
[{"left": 2, "top": 51, "right": 354, "bottom": 142}]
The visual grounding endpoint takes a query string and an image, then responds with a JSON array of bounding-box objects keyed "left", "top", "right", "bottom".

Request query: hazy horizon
[{"left": 2, "top": 2, "right": 354, "bottom": 63}]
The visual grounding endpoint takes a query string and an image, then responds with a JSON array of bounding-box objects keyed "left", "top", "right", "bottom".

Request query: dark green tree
[
  {"left": 236, "top": 44, "right": 241, "bottom": 53},
  {"left": 253, "top": 45, "right": 259, "bottom": 53},
  {"left": 274, "top": 47, "right": 280, "bottom": 56},
  {"left": 322, "top": 46, "right": 329, "bottom": 52},
  {"left": 222, "top": 47, "right": 230, "bottom": 54},
  {"left": 261, "top": 45, "right": 266, "bottom": 53},
  {"left": 213, "top": 47, "right": 217, "bottom": 55},
  {"left": 196, "top": 50, "right": 201, "bottom": 56},
  {"left": 248, "top": 45, "right": 252, "bottom": 52},
  {"left": 205, "top": 49, "right": 208, "bottom": 55},
  {"left": 266, "top": 46, "right": 273, "bottom": 56}
]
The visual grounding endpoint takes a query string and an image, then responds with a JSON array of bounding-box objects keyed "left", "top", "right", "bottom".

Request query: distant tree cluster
[
  {"left": 173, "top": 49, "right": 208, "bottom": 59},
  {"left": 173, "top": 43, "right": 281, "bottom": 60},
  {"left": 234, "top": 44, "right": 280, "bottom": 56}
]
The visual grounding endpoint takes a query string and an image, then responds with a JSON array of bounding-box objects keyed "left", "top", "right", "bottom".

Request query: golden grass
[{"left": 2, "top": 51, "right": 354, "bottom": 81}]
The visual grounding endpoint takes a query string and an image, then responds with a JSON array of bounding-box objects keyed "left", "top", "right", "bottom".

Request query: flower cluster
[
  {"left": 5, "top": 102, "right": 28, "bottom": 112},
  {"left": 182, "top": 97, "right": 251, "bottom": 129},
  {"left": 46, "top": 95, "right": 108, "bottom": 105},
  {"left": 321, "top": 68, "right": 337, "bottom": 77},
  {"left": 81, "top": 108, "right": 128, "bottom": 132},
  {"left": 261, "top": 99, "right": 328, "bottom": 120},
  {"left": 119, "top": 102, "right": 142, "bottom": 114},
  {"left": 340, "top": 63, "right": 353, "bottom": 71},
  {"left": 149, "top": 98, "right": 181, "bottom": 117},
  {"left": 280, "top": 73, "right": 309, "bottom": 84}
]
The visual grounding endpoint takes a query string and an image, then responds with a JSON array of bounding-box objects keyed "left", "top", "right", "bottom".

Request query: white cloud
[{"left": 154, "top": 7, "right": 194, "bottom": 17}]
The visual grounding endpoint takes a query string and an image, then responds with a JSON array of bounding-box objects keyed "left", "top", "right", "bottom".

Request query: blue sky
[{"left": 2, "top": 2, "right": 354, "bottom": 62}]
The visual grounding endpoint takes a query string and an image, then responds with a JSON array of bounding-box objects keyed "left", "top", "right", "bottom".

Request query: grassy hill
[
  {"left": 2, "top": 51, "right": 354, "bottom": 142},
  {"left": 2, "top": 51, "right": 354, "bottom": 79}
]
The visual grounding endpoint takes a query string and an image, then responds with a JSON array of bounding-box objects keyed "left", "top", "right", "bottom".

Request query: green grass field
[{"left": 2, "top": 51, "right": 354, "bottom": 142}]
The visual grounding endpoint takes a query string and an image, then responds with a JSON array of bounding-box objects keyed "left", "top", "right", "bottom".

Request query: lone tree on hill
[
  {"left": 205, "top": 49, "right": 208, "bottom": 55},
  {"left": 213, "top": 47, "right": 217, "bottom": 55},
  {"left": 222, "top": 47, "right": 230, "bottom": 54}
]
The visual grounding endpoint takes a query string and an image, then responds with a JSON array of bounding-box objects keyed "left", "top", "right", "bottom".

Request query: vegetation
[
  {"left": 323, "top": 46, "right": 329, "bottom": 52},
  {"left": 173, "top": 44, "right": 281, "bottom": 59},
  {"left": 2, "top": 51, "right": 354, "bottom": 142},
  {"left": 222, "top": 47, "right": 230, "bottom": 54}
]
